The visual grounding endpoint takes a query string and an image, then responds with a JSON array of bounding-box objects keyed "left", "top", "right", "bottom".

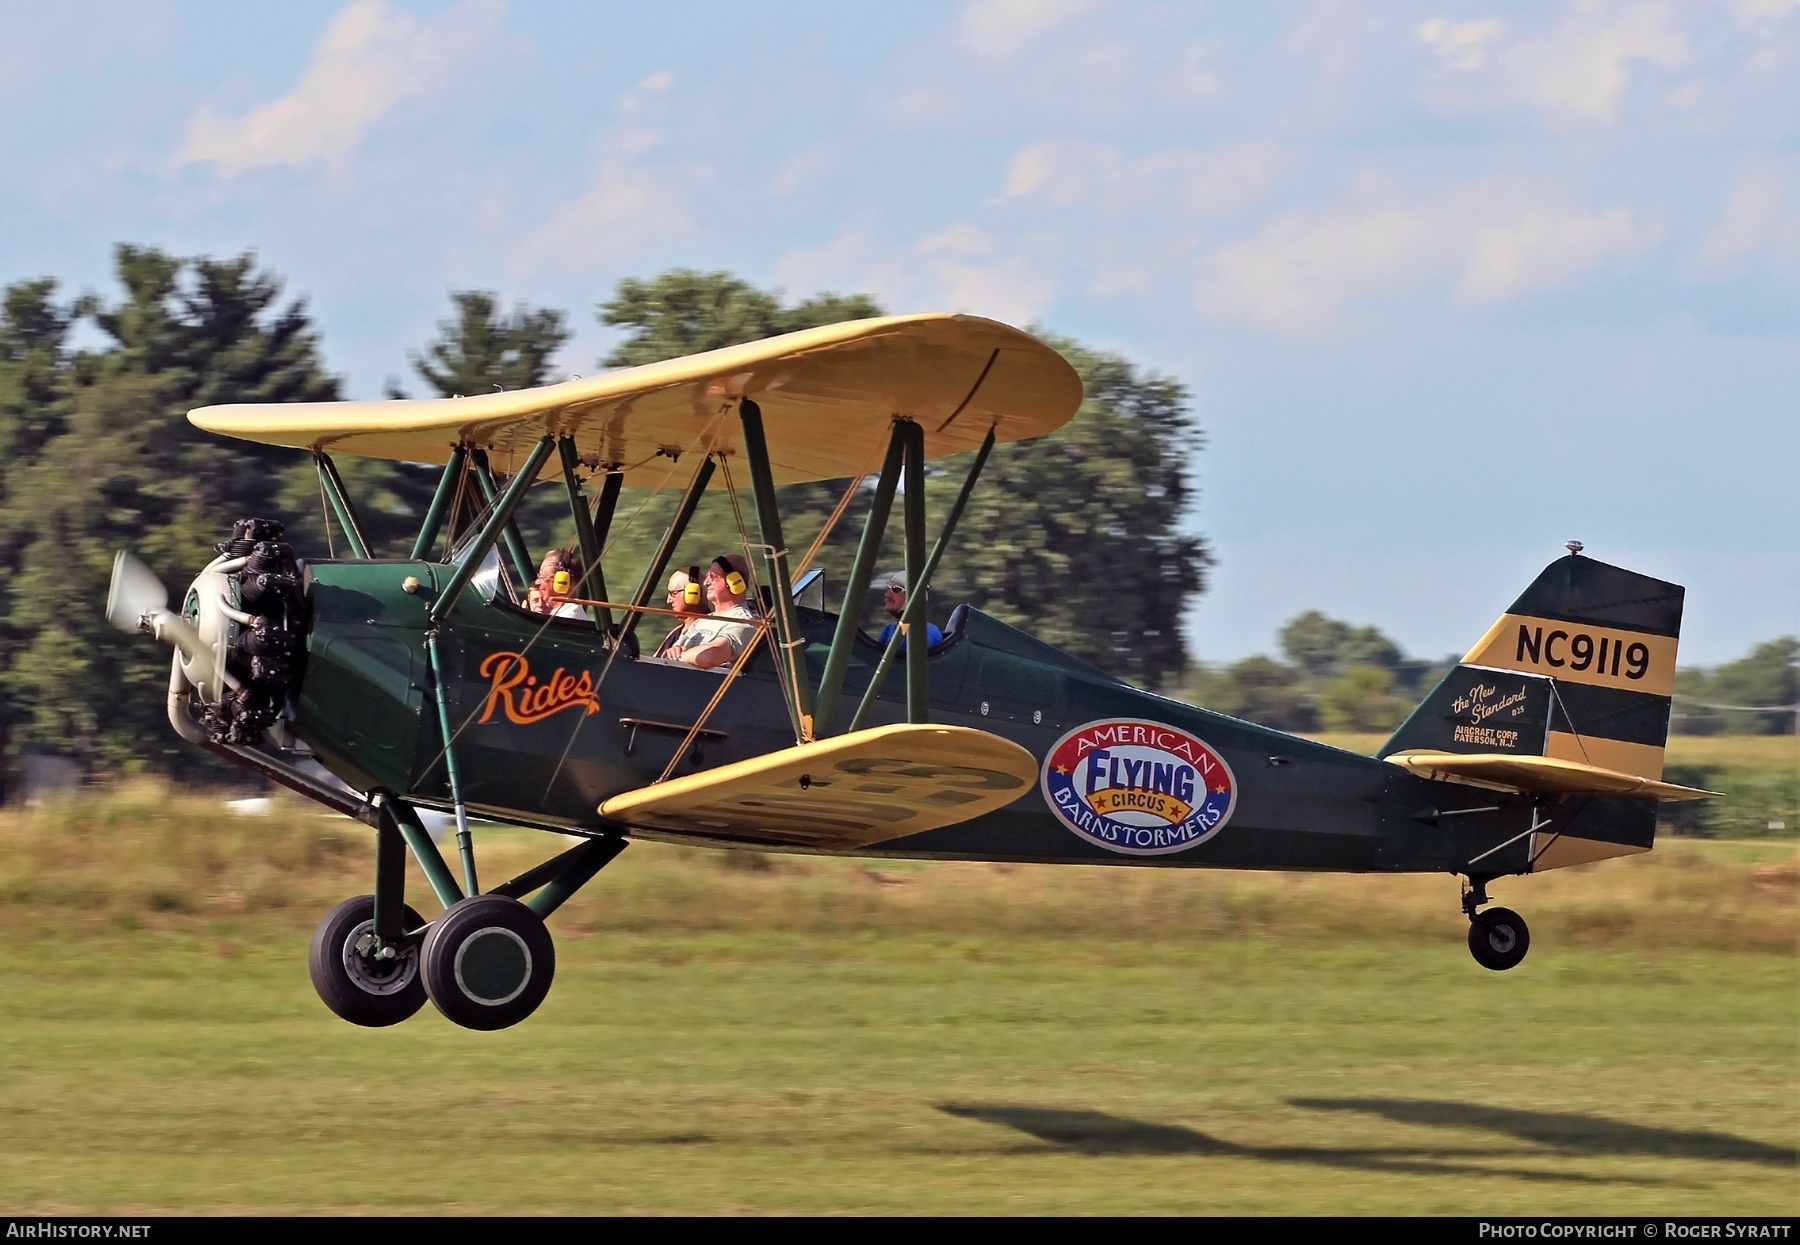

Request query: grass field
[{"left": 0, "top": 782, "right": 1794, "bottom": 1215}]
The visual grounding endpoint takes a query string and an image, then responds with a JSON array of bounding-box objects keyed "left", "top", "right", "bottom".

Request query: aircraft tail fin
[{"left": 1380, "top": 551, "right": 1683, "bottom": 780}]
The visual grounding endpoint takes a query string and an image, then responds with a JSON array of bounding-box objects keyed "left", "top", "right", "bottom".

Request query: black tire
[
  {"left": 420, "top": 894, "right": 555, "bottom": 1031},
  {"left": 1468, "top": 906, "right": 1531, "bottom": 971},
  {"left": 308, "top": 895, "right": 429, "bottom": 1027}
]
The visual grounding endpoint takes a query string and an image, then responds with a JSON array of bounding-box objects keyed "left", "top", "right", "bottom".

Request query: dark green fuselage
[{"left": 295, "top": 559, "right": 1652, "bottom": 876}]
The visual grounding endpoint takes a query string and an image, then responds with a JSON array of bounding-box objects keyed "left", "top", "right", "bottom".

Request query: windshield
[{"left": 467, "top": 546, "right": 505, "bottom": 603}]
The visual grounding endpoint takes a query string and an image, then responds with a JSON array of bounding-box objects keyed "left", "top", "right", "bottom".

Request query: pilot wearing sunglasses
[{"left": 877, "top": 571, "right": 942, "bottom": 650}]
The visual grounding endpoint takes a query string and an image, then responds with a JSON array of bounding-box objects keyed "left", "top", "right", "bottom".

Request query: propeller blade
[
  {"left": 105, "top": 550, "right": 169, "bottom": 633},
  {"left": 149, "top": 612, "right": 219, "bottom": 690}
]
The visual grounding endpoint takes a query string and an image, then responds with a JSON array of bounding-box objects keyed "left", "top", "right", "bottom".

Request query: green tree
[
  {"left": 1, "top": 246, "right": 339, "bottom": 784},
  {"left": 600, "top": 270, "right": 880, "bottom": 368},
  {"left": 278, "top": 290, "right": 579, "bottom": 562},
  {"left": 411, "top": 291, "right": 570, "bottom": 397},
  {"left": 1708, "top": 638, "right": 1798, "bottom": 735},
  {"left": 0, "top": 278, "right": 85, "bottom": 779},
  {"left": 1184, "top": 656, "right": 1316, "bottom": 732},
  {"left": 925, "top": 336, "right": 1207, "bottom": 690},
  {"left": 1673, "top": 638, "right": 1798, "bottom": 736},
  {"left": 1279, "top": 610, "right": 1403, "bottom": 681},
  {"left": 1318, "top": 664, "right": 1408, "bottom": 733},
  {"left": 590, "top": 271, "right": 1209, "bottom": 689},
  {"left": 1671, "top": 666, "right": 1722, "bottom": 736}
]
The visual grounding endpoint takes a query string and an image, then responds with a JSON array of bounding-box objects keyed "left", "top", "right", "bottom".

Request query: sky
[{"left": 2, "top": 0, "right": 1795, "bottom": 667}]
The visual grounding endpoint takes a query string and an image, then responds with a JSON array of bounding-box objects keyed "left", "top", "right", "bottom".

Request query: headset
[
  {"left": 684, "top": 566, "right": 703, "bottom": 606},
  {"left": 551, "top": 570, "right": 571, "bottom": 595},
  {"left": 712, "top": 556, "right": 747, "bottom": 596}
]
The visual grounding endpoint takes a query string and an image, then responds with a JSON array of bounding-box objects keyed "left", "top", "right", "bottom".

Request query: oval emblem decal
[{"left": 1041, "top": 718, "right": 1237, "bottom": 856}]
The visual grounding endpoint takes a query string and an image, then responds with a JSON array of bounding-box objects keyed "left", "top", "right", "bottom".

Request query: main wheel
[
  {"left": 308, "top": 895, "right": 429, "bottom": 1027},
  {"left": 1468, "top": 906, "right": 1531, "bottom": 971},
  {"left": 420, "top": 894, "right": 555, "bottom": 1031}
]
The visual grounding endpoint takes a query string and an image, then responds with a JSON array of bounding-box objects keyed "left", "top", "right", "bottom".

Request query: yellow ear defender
[
  {"left": 684, "top": 567, "right": 702, "bottom": 606},
  {"left": 714, "top": 557, "right": 747, "bottom": 596},
  {"left": 552, "top": 570, "right": 571, "bottom": 595}
]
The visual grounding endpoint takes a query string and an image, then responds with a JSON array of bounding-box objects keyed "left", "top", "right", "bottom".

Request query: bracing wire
[
  {"left": 417, "top": 430, "right": 701, "bottom": 797},
  {"left": 647, "top": 430, "right": 888, "bottom": 783},
  {"left": 527, "top": 412, "right": 732, "bottom": 801},
  {"left": 317, "top": 470, "right": 336, "bottom": 559}
]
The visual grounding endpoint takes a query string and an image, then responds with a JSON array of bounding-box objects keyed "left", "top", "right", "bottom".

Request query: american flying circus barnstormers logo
[{"left": 1041, "top": 718, "right": 1237, "bottom": 856}]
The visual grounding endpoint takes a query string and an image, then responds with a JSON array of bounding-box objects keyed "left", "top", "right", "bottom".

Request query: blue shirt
[{"left": 878, "top": 620, "right": 944, "bottom": 650}]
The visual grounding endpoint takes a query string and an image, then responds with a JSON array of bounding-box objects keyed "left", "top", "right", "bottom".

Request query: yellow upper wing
[{"left": 188, "top": 314, "right": 1083, "bottom": 488}]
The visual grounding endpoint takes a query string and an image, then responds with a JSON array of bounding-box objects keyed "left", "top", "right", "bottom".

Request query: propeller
[
  {"left": 106, "top": 550, "right": 218, "bottom": 689},
  {"left": 105, "top": 549, "right": 168, "bottom": 632}
]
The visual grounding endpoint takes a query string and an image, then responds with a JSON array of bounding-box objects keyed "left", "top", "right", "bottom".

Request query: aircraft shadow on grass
[
  {"left": 936, "top": 1104, "right": 1631, "bottom": 1184},
  {"left": 938, "top": 1098, "right": 1795, "bottom": 1182},
  {"left": 1288, "top": 1099, "right": 1797, "bottom": 1168}
]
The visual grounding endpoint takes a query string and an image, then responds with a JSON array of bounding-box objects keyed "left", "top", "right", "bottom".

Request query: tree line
[
  {"left": 1182, "top": 618, "right": 1797, "bottom": 738},
  {"left": 0, "top": 250, "right": 1206, "bottom": 788},
  {"left": 1, "top": 247, "right": 1787, "bottom": 792}
]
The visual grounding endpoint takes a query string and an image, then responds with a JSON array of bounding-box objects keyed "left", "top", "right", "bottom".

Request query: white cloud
[
  {"left": 1508, "top": 0, "right": 1690, "bottom": 122},
  {"left": 509, "top": 72, "right": 688, "bottom": 274},
  {"left": 919, "top": 222, "right": 994, "bottom": 256},
  {"left": 1197, "top": 179, "right": 1441, "bottom": 337},
  {"left": 1688, "top": 170, "right": 1800, "bottom": 272},
  {"left": 1004, "top": 139, "right": 1283, "bottom": 218},
  {"left": 1732, "top": 0, "right": 1799, "bottom": 28},
  {"left": 511, "top": 170, "right": 689, "bottom": 275},
  {"left": 776, "top": 229, "right": 885, "bottom": 296},
  {"left": 1417, "top": 16, "right": 1505, "bottom": 71},
  {"left": 0, "top": 1, "right": 171, "bottom": 94},
  {"left": 1196, "top": 177, "right": 1660, "bottom": 336},
  {"left": 960, "top": 0, "right": 1091, "bottom": 58},
  {"left": 1003, "top": 139, "right": 1114, "bottom": 201},
  {"left": 779, "top": 224, "right": 1051, "bottom": 326},
  {"left": 176, "top": 0, "right": 502, "bottom": 174},
  {"left": 1456, "top": 204, "right": 1656, "bottom": 302},
  {"left": 1172, "top": 39, "right": 1225, "bottom": 97},
  {"left": 1173, "top": 143, "right": 1287, "bottom": 219}
]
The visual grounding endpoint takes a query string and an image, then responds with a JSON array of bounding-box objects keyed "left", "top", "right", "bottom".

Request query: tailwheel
[
  {"left": 308, "top": 895, "right": 429, "bottom": 1027},
  {"left": 1468, "top": 906, "right": 1531, "bottom": 971},
  {"left": 420, "top": 894, "right": 555, "bottom": 1031}
]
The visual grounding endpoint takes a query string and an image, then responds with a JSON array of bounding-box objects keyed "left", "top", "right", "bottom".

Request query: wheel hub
[
  {"left": 341, "top": 919, "right": 418, "bottom": 995},
  {"left": 453, "top": 926, "right": 532, "bottom": 1005}
]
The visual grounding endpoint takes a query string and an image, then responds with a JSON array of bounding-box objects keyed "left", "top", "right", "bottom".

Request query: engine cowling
[{"left": 177, "top": 517, "right": 310, "bottom": 746}]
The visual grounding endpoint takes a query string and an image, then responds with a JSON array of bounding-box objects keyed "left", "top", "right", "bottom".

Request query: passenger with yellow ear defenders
[
  {"left": 671, "top": 553, "right": 760, "bottom": 670},
  {"left": 529, "top": 548, "right": 587, "bottom": 619},
  {"left": 654, "top": 567, "right": 713, "bottom": 659}
]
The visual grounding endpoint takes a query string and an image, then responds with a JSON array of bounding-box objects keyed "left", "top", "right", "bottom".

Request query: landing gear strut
[
  {"left": 1461, "top": 875, "right": 1531, "bottom": 971},
  {"left": 308, "top": 793, "right": 627, "bottom": 1031}
]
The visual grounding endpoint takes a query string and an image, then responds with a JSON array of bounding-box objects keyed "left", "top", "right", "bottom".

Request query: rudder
[{"left": 1381, "top": 551, "right": 1683, "bottom": 780}]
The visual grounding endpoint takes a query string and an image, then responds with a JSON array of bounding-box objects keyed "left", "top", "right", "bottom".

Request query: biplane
[{"left": 104, "top": 313, "right": 1714, "bottom": 1031}]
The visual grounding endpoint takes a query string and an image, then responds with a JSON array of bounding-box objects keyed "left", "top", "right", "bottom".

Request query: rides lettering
[{"left": 478, "top": 651, "right": 600, "bottom": 726}]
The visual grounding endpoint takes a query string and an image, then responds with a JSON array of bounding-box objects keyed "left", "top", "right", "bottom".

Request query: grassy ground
[{"left": 0, "top": 786, "right": 1793, "bottom": 1215}]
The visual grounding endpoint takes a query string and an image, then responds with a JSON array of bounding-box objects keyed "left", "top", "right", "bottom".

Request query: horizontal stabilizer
[
  {"left": 599, "top": 724, "right": 1038, "bottom": 850},
  {"left": 1385, "top": 750, "right": 1718, "bottom": 802}
]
